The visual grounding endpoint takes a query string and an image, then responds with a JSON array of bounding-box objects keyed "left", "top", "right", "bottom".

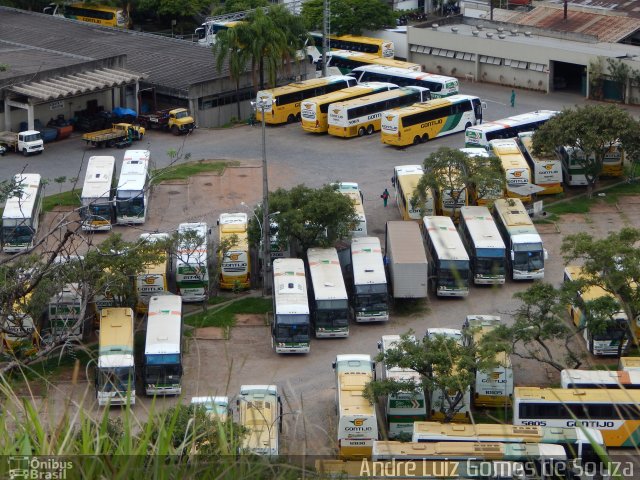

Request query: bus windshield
[
  {"left": 2, "top": 226, "right": 34, "bottom": 243},
  {"left": 513, "top": 245, "right": 544, "bottom": 271},
  {"left": 475, "top": 257, "right": 505, "bottom": 276},
  {"left": 23, "top": 133, "right": 41, "bottom": 142},
  {"left": 98, "top": 367, "right": 134, "bottom": 392},
  {"left": 116, "top": 197, "right": 144, "bottom": 217},
  {"left": 354, "top": 285, "right": 388, "bottom": 310},
  {"left": 316, "top": 300, "right": 349, "bottom": 327},
  {"left": 592, "top": 320, "right": 628, "bottom": 341},
  {"left": 88, "top": 204, "right": 111, "bottom": 218},
  {"left": 275, "top": 322, "right": 310, "bottom": 343}
]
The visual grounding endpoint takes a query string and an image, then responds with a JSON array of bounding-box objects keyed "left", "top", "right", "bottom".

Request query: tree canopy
[{"left": 301, "top": 0, "right": 396, "bottom": 36}]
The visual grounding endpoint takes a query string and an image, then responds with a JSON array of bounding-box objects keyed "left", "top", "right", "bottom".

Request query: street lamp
[{"left": 240, "top": 202, "right": 280, "bottom": 290}]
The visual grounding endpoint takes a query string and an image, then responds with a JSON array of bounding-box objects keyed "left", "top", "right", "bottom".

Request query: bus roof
[
  {"left": 621, "top": 357, "right": 640, "bottom": 371},
  {"left": 98, "top": 307, "right": 134, "bottom": 365},
  {"left": 490, "top": 139, "right": 530, "bottom": 171},
  {"left": 467, "top": 110, "right": 559, "bottom": 134},
  {"left": 81, "top": 156, "right": 115, "bottom": 200},
  {"left": 423, "top": 216, "right": 469, "bottom": 262},
  {"left": 123, "top": 149, "right": 150, "bottom": 162},
  {"left": 272, "top": 258, "right": 309, "bottom": 315},
  {"left": 219, "top": 212, "right": 248, "bottom": 233},
  {"left": 240, "top": 384, "right": 278, "bottom": 396},
  {"left": 238, "top": 384, "right": 278, "bottom": 452},
  {"left": 177, "top": 222, "right": 208, "bottom": 264},
  {"left": 460, "top": 206, "right": 505, "bottom": 250},
  {"left": 117, "top": 155, "right": 149, "bottom": 192},
  {"left": 329, "top": 86, "right": 429, "bottom": 110},
  {"left": 336, "top": 355, "right": 375, "bottom": 416},
  {"left": 2, "top": 173, "right": 42, "bottom": 220},
  {"left": 460, "top": 148, "right": 491, "bottom": 158},
  {"left": 394, "top": 164, "right": 424, "bottom": 176},
  {"left": 517, "top": 132, "right": 557, "bottom": 163},
  {"left": 561, "top": 369, "right": 640, "bottom": 388},
  {"left": 145, "top": 294, "right": 182, "bottom": 356},
  {"left": 351, "top": 64, "right": 457, "bottom": 83},
  {"left": 514, "top": 386, "right": 640, "bottom": 402},
  {"left": 390, "top": 94, "right": 479, "bottom": 117},
  {"left": 329, "top": 50, "right": 421, "bottom": 70},
  {"left": 307, "top": 248, "right": 348, "bottom": 302},
  {"left": 563, "top": 265, "right": 622, "bottom": 306},
  {"left": 304, "top": 82, "right": 397, "bottom": 107},
  {"left": 351, "top": 237, "right": 386, "bottom": 286},
  {"left": 492, "top": 199, "right": 539, "bottom": 237},
  {"left": 379, "top": 335, "right": 421, "bottom": 380},
  {"left": 258, "top": 75, "right": 354, "bottom": 97}
]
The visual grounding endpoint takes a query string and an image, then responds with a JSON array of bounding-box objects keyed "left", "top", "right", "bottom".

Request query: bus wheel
[
  {"left": 358, "top": 127, "right": 366, "bottom": 137},
  {"left": 422, "top": 133, "right": 429, "bottom": 143},
  {"left": 287, "top": 114, "right": 296, "bottom": 124},
  {"left": 413, "top": 136, "right": 421, "bottom": 145},
  {"left": 465, "top": 122, "right": 472, "bottom": 129},
  {"left": 366, "top": 125, "right": 374, "bottom": 135},
  {"left": 296, "top": 113, "right": 301, "bottom": 122}
]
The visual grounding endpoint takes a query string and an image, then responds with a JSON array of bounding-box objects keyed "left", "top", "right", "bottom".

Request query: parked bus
[
  {"left": 517, "top": 132, "right": 563, "bottom": 195},
  {"left": 492, "top": 198, "right": 546, "bottom": 281},
  {"left": 563, "top": 265, "right": 630, "bottom": 356},
  {"left": 431, "top": 164, "right": 468, "bottom": 223},
  {"left": 1, "top": 293, "right": 41, "bottom": 354},
  {"left": 218, "top": 213, "right": 250, "bottom": 290},
  {"left": 255, "top": 75, "right": 356, "bottom": 125},
  {"left": 96, "top": 307, "right": 135, "bottom": 406},
  {"left": 310, "top": 32, "right": 394, "bottom": 58},
  {"left": 349, "top": 65, "right": 459, "bottom": 99},
  {"left": 136, "top": 233, "right": 170, "bottom": 314},
  {"left": 191, "top": 396, "right": 230, "bottom": 422},
  {"left": 115, "top": 150, "right": 150, "bottom": 225},
  {"left": 561, "top": 369, "right": 640, "bottom": 389},
  {"left": 326, "top": 50, "right": 422, "bottom": 75},
  {"left": 44, "top": 3, "right": 131, "bottom": 28},
  {"left": 558, "top": 145, "right": 588, "bottom": 186},
  {"left": 195, "top": 19, "right": 244, "bottom": 46},
  {"left": 334, "top": 182, "right": 367, "bottom": 237},
  {"left": 463, "top": 315, "right": 514, "bottom": 407},
  {"left": 350, "top": 236, "right": 389, "bottom": 323},
  {"left": 489, "top": 139, "right": 533, "bottom": 203},
  {"left": 306, "top": 247, "right": 350, "bottom": 338},
  {"left": 411, "top": 422, "right": 604, "bottom": 464},
  {"left": 422, "top": 216, "right": 470, "bottom": 297},
  {"left": 327, "top": 87, "right": 430, "bottom": 138},
  {"left": 621, "top": 357, "right": 640, "bottom": 371},
  {"left": 271, "top": 258, "right": 311, "bottom": 353},
  {"left": 1, "top": 173, "right": 44, "bottom": 253},
  {"left": 378, "top": 335, "right": 427, "bottom": 439},
  {"left": 391, "top": 165, "right": 434, "bottom": 221},
  {"left": 237, "top": 385, "right": 282, "bottom": 456},
  {"left": 464, "top": 110, "right": 559, "bottom": 148},
  {"left": 47, "top": 283, "right": 83, "bottom": 342},
  {"left": 143, "top": 294, "right": 183, "bottom": 396},
  {"left": 460, "top": 148, "right": 503, "bottom": 207},
  {"left": 458, "top": 206, "right": 506, "bottom": 285},
  {"left": 175, "top": 222, "right": 210, "bottom": 302},
  {"left": 80, "top": 156, "right": 116, "bottom": 231},
  {"left": 301, "top": 82, "right": 398, "bottom": 133},
  {"left": 333, "top": 354, "right": 378, "bottom": 459},
  {"left": 381, "top": 95, "right": 484, "bottom": 148},
  {"left": 513, "top": 386, "right": 640, "bottom": 447}
]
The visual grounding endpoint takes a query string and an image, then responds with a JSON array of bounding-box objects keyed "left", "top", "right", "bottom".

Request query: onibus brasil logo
[{"left": 8, "top": 457, "right": 73, "bottom": 479}]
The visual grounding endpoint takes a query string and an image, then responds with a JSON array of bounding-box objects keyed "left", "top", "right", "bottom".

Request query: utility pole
[{"left": 322, "top": 0, "right": 330, "bottom": 77}]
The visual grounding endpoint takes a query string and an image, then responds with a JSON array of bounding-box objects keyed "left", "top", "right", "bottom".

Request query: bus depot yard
[{"left": 2, "top": 84, "right": 640, "bottom": 473}]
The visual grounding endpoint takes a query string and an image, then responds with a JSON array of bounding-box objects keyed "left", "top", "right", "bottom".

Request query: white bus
[
  {"left": 96, "top": 307, "right": 135, "bottom": 406},
  {"left": 378, "top": 335, "right": 427, "bottom": 439},
  {"left": 391, "top": 165, "right": 434, "bottom": 221},
  {"left": 327, "top": 87, "right": 430, "bottom": 138},
  {"left": 334, "top": 182, "right": 367, "bottom": 237},
  {"left": 561, "top": 369, "right": 640, "bottom": 389},
  {"left": 350, "top": 237, "right": 389, "bottom": 323},
  {"left": 237, "top": 385, "right": 282, "bottom": 456},
  {"left": 463, "top": 315, "right": 514, "bottom": 408},
  {"left": 115, "top": 149, "right": 151, "bottom": 224},
  {"left": 307, "top": 247, "right": 350, "bottom": 338},
  {"left": 458, "top": 206, "right": 506, "bottom": 285},
  {"left": 422, "top": 216, "right": 470, "bottom": 297},
  {"left": 489, "top": 138, "right": 533, "bottom": 203},
  {"left": 517, "top": 132, "right": 563, "bottom": 195},
  {"left": 271, "top": 258, "right": 311, "bottom": 353},
  {"left": 81, "top": 156, "right": 117, "bottom": 231},
  {"left": 47, "top": 283, "right": 83, "bottom": 342},
  {"left": 143, "top": 294, "right": 183, "bottom": 396},
  {"left": 557, "top": 145, "right": 589, "bottom": 186},
  {"left": 465, "top": 110, "right": 559, "bottom": 148},
  {"left": 1, "top": 173, "right": 44, "bottom": 253},
  {"left": 333, "top": 354, "right": 378, "bottom": 459},
  {"left": 175, "top": 222, "right": 210, "bottom": 302},
  {"left": 349, "top": 65, "right": 459, "bottom": 98},
  {"left": 621, "top": 357, "right": 640, "bottom": 372},
  {"left": 492, "top": 198, "right": 547, "bottom": 281}
]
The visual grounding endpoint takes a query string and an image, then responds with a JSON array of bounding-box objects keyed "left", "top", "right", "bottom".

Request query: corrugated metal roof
[
  {"left": 0, "top": 7, "right": 231, "bottom": 93},
  {"left": 493, "top": 4, "right": 640, "bottom": 42}
]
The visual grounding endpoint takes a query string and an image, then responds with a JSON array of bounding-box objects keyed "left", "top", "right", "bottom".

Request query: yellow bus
[
  {"left": 301, "top": 82, "right": 397, "bottom": 133},
  {"left": 136, "top": 233, "right": 170, "bottom": 314},
  {"left": 517, "top": 132, "right": 563, "bottom": 195},
  {"left": 391, "top": 165, "right": 434, "bottom": 221},
  {"left": 255, "top": 75, "right": 356, "bottom": 125},
  {"left": 489, "top": 139, "right": 533, "bottom": 203},
  {"left": 44, "top": 3, "right": 131, "bottom": 28},
  {"left": 310, "top": 32, "right": 394, "bottom": 58},
  {"left": 513, "top": 386, "right": 640, "bottom": 448},
  {"left": 327, "top": 87, "right": 430, "bottom": 138},
  {"left": 380, "top": 95, "right": 484, "bottom": 148},
  {"left": 327, "top": 50, "right": 422, "bottom": 75},
  {"left": 218, "top": 213, "right": 250, "bottom": 290}
]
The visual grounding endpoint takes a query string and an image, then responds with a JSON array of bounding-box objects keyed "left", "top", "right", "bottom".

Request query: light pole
[{"left": 240, "top": 202, "right": 280, "bottom": 288}]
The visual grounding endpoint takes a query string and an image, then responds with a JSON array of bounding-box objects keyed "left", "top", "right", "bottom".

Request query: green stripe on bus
[
  {"left": 441, "top": 113, "right": 463, "bottom": 133},
  {"left": 621, "top": 425, "right": 640, "bottom": 447}
]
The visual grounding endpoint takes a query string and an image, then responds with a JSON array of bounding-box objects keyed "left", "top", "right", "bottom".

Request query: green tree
[
  {"left": 365, "top": 331, "right": 484, "bottom": 423},
  {"left": 561, "top": 228, "right": 640, "bottom": 347},
  {"left": 301, "top": 0, "right": 395, "bottom": 36},
  {"left": 211, "top": 26, "right": 250, "bottom": 119},
  {"left": 531, "top": 105, "right": 640, "bottom": 197},
  {"left": 211, "top": 0, "right": 268, "bottom": 16}
]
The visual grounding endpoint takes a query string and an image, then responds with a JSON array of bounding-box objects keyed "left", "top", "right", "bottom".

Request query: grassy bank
[
  {"left": 151, "top": 159, "right": 236, "bottom": 184},
  {"left": 185, "top": 297, "right": 272, "bottom": 328}
]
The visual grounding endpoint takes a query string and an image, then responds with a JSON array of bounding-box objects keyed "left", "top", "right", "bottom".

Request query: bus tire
[
  {"left": 296, "top": 113, "right": 301, "bottom": 122},
  {"left": 171, "top": 125, "right": 180, "bottom": 136},
  {"left": 23, "top": 148, "right": 29, "bottom": 157},
  {"left": 421, "top": 133, "right": 429, "bottom": 143},
  {"left": 465, "top": 122, "right": 472, "bottom": 130},
  {"left": 287, "top": 114, "right": 296, "bottom": 124},
  {"left": 366, "top": 125, "right": 374, "bottom": 135},
  {"left": 413, "top": 136, "right": 421, "bottom": 145},
  {"left": 358, "top": 127, "right": 366, "bottom": 137}
]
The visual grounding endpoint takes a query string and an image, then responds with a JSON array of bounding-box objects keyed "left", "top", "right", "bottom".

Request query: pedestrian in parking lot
[
  {"left": 381, "top": 188, "right": 389, "bottom": 207},
  {"left": 510, "top": 89, "right": 516, "bottom": 108}
]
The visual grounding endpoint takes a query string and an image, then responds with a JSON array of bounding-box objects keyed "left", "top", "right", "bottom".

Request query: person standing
[
  {"left": 510, "top": 89, "right": 516, "bottom": 108},
  {"left": 381, "top": 188, "right": 390, "bottom": 207}
]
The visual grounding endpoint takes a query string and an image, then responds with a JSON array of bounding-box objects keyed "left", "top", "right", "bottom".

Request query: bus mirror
[
  {"left": 377, "top": 340, "right": 382, "bottom": 350},
  {"left": 481, "top": 102, "right": 487, "bottom": 110},
  {"left": 544, "top": 249, "right": 548, "bottom": 260},
  {"left": 332, "top": 361, "right": 336, "bottom": 370}
]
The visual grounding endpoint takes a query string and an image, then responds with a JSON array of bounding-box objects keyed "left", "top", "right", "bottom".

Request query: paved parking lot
[{"left": 6, "top": 82, "right": 640, "bottom": 456}]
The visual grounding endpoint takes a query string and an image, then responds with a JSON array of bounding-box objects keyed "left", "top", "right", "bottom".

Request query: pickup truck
[
  {"left": 82, "top": 123, "right": 145, "bottom": 148},
  {"left": 0, "top": 130, "right": 45, "bottom": 156},
  {"left": 137, "top": 108, "right": 195, "bottom": 135}
]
